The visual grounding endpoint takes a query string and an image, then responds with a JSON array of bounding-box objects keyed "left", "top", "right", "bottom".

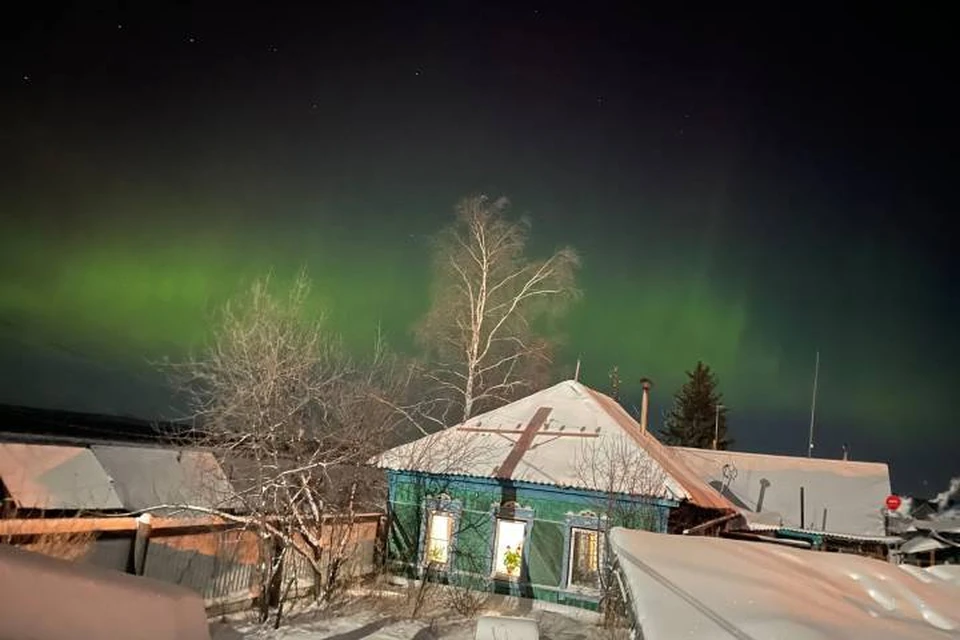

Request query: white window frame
[
  {"left": 566, "top": 526, "right": 604, "bottom": 591},
  {"left": 424, "top": 510, "right": 454, "bottom": 566},
  {"left": 491, "top": 517, "right": 527, "bottom": 579}
]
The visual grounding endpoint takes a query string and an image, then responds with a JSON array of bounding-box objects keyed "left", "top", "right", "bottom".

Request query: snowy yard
[{"left": 209, "top": 586, "right": 617, "bottom": 640}]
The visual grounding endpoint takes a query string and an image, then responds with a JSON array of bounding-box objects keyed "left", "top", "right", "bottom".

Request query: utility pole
[
  {"left": 713, "top": 403, "right": 724, "bottom": 450},
  {"left": 808, "top": 350, "right": 820, "bottom": 458}
]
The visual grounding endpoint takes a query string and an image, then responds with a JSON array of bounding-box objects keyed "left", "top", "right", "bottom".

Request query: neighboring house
[
  {"left": 0, "top": 442, "right": 240, "bottom": 518},
  {"left": 0, "top": 443, "right": 124, "bottom": 515},
  {"left": 895, "top": 517, "right": 960, "bottom": 566},
  {"left": 374, "top": 380, "right": 735, "bottom": 610},
  {"left": 672, "top": 447, "right": 898, "bottom": 556},
  {"left": 608, "top": 526, "right": 960, "bottom": 640},
  {"left": 888, "top": 491, "right": 960, "bottom": 566}
]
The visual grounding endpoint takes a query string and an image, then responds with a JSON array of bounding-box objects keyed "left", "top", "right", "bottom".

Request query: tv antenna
[{"left": 807, "top": 350, "right": 820, "bottom": 458}]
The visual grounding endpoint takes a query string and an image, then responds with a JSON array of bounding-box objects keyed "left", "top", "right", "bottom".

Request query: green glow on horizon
[{"left": 0, "top": 203, "right": 951, "bottom": 441}]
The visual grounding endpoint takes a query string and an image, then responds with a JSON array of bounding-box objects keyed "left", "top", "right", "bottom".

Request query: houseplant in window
[
  {"left": 503, "top": 545, "right": 522, "bottom": 577},
  {"left": 427, "top": 543, "right": 446, "bottom": 565}
]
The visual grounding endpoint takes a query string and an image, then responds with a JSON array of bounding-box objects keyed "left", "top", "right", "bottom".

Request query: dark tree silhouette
[{"left": 660, "top": 361, "right": 732, "bottom": 449}]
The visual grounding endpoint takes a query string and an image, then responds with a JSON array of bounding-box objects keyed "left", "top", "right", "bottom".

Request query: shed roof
[
  {"left": 609, "top": 526, "right": 960, "bottom": 639},
  {"left": 0, "top": 443, "right": 123, "bottom": 510},
  {"left": 91, "top": 445, "right": 240, "bottom": 514},
  {"left": 375, "top": 380, "right": 734, "bottom": 510},
  {"left": 672, "top": 446, "right": 891, "bottom": 537}
]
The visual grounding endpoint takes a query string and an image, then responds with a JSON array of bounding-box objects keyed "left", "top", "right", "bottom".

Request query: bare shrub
[
  {"left": 0, "top": 509, "right": 97, "bottom": 562},
  {"left": 444, "top": 580, "right": 489, "bottom": 618},
  {"left": 573, "top": 435, "right": 667, "bottom": 629},
  {"left": 20, "top": 531, "right": 96, "bottom": 561},
  {"left": 406, "top": 563, "right": 443, "bottom": 620},
  {"left": 159, "top": 270, "right": 418, "bottom": 625}
]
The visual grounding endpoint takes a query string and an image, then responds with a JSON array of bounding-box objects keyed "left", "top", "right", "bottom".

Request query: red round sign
[{"left": 885, "top": 495, "right": 902, "bottom": 511}]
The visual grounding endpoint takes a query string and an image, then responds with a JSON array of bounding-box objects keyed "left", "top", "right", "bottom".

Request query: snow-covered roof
[
  {"left": 609, "top": 527, "right": 960, "bottom": 639},
  {"left": 0, "top": 443, "right": 123, "bottom": 510},
  {"left": 375, "top": 380, "right": 734, "bottom": 510},
  {"left": 672, "top": 446, "right": 891, "bottom": 537}
]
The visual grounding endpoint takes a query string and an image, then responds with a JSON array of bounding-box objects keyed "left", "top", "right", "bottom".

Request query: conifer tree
[{"left": 660, "top": 361, "right": 732, "bottom": 449}]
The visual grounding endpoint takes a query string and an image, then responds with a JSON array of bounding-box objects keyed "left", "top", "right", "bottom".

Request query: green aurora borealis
[{"left": 1, "top": 189, "right": 952, "bottom": 450}]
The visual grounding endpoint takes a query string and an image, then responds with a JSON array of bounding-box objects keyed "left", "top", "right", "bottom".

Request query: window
[
  {"left": 568, "top": 527, "right": 603, "bottom": 589},
  {"left": 493, "top": 519, "right": 526, "bottom": 578},
  {"left": 425, "top": 511, "right": 453, "bottom": 565}
]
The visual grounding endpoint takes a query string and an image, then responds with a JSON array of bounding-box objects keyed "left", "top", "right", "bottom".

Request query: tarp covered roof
[
  {"left": 0, "top": 443, "right": 123, "bottom": 510},
  {"left": 672, "top": 446, "right": 891, "bottom": 537},
  {"left": 0, "top": 544, "right": 210, "bottom": 640},
  {"left": 376, "top": 380, "right": 734, "bottom": 510},
  {"left": 609, "top": 527, "right": 960, "bottom": 639},
  {"left": 91, "top": 445, "right": 241, "bottom": 514}
]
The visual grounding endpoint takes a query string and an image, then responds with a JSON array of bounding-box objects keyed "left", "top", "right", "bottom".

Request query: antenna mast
[{"left": 808, "top": 350, "right": 820, "bottom": 458}]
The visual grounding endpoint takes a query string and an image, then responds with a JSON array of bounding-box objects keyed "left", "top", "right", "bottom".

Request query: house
[
  {"left": 608, "top": 526, "right": 960, "bottom": 639},
  {"left": 374, "top": 380, "right": 735, "bottom": 610},
  {"left": 671, "top": 447, "right": 899, "bottom": 556},
  {"left": 888, "top": 484, "right": 960, "bottom": 566}
]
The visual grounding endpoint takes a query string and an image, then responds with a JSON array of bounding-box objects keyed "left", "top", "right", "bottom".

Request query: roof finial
[{"left": 574, "top": 355, "right": 582, "bottom": 382}]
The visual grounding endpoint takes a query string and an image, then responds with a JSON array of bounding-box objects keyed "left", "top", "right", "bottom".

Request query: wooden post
[
  {"left": 133, "top": 513, "right": 153, "bottom": 576},
  {"left": 800, "top": 487, "right": 806, "bottom": 529}
]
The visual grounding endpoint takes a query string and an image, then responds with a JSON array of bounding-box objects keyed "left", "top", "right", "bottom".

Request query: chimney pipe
[
  {"left": 639, "top": 378, "right": 652, "bottom": 432},
  {"left": 842, "top": 444, "right": 849, "bottom": 461}
]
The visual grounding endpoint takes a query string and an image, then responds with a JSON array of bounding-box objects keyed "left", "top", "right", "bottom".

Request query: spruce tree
[{"left": 660, "top": 361, "right": 732, "bottom": 449}]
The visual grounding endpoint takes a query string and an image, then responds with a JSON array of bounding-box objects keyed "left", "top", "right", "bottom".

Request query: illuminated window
[
  {"left": 493, "top": 519, "right": 526, "bottom": 578},
  {"left": 568, "top": 528, "right": 602, "bottom": 589},
  {"left": 425, "top": 511, "right": 453, "bottom": 565}
]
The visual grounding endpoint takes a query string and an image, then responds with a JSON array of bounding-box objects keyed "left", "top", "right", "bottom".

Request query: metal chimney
[{"left": 639, "top": 378, "right": 652, "bottom": 432}]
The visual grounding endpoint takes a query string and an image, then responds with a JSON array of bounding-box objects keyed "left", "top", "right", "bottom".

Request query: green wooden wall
[{"left": 386, "top": 470, "right": 674, "bottom": 609}]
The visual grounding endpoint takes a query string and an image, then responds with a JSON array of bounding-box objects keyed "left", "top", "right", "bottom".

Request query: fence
[{"left": 0, "top": 512, "right": 385, "bottom": 614}]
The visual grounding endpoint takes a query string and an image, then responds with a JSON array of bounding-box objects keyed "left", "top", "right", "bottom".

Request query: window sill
[
  {"left": 561, "top": 586, "right": 602, "bottom": 599},
  {"left": 492, "top": 574, "right": 522, "bottom": 582}
]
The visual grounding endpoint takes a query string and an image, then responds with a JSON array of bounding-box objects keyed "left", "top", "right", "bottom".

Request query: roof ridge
[{"left": 671, "top": 445, "right": 889, "bottom": 469}]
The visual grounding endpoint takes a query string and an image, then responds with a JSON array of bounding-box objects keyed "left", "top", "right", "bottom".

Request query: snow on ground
[{"left": 210, "top": 588, "right": 613, "bottom": 640}]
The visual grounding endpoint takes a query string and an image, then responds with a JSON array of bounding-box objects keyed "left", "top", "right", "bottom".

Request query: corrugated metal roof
[
  {"left": 375, "top": 380, "right": 735, "bottom": 510},
  {"left": 610, "top": 526, "right": 960, "bottom": 639},
  {"left": 672, "top": 446, "right": 892, "bottom": 537},
  {"left": 775, "top": 526, "right": 901, "bottom": 544},
  {"left": 0, "top": 443, "right": 123, "bottom": 510},
  {"left": 91, "top": 445, "right": 240, "bottom": 514}
]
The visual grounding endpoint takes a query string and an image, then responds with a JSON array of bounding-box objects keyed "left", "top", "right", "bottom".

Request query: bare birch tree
[
  {"left": 162, "top": 270, "right": 415, "bottom": 622},
  {"left": 573, "top": 435, "right": 668, "bottom": 628},
  {"left": 417, "top": 194, "right": 580, "bottom": 424}
]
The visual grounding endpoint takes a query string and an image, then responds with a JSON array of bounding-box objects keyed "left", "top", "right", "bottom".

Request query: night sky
[{"left": 1, "top": 4, "right": 956, "bottom": 494}]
